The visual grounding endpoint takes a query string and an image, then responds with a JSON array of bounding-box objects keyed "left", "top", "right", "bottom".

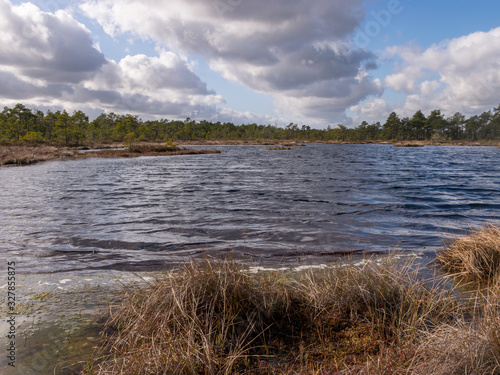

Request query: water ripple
[{"left": 0, "top": 144, "right": 498, "bottom": 273}]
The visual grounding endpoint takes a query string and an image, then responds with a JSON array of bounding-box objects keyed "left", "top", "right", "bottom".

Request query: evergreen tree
[
  {"left": 382, "top": 112, "right": 401, "bottom": 140},
  {"left": 409, "top": 110, "right": 427, "bottom": 140}
]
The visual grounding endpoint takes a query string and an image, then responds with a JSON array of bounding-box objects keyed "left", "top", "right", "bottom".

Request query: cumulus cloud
[
  {"left": 80, "top": 0, "right": 381, "bottom": 123},
  {"left": 0, "top": 0, "right": 226, "bottom": 121},
  {"left": 349, "top": 27, "right": 500, "bottom": 124},
  {"left": 85, "top": 52, "right": 215, "bottom": 97},
  {"left": 0, "top": 0, "right": 106, "bottom": 84},
  {"left": 384, "top": 27, "right": 500, "bottom": 115},
  {"left": 81, "top": 51, "right": 225, "bottom": 115},
  {"left": 349, "top": 97, "right": 391, "bottom": 122},
  {"left": 276, "top": 74, "right": 383, "bottom": 123}
]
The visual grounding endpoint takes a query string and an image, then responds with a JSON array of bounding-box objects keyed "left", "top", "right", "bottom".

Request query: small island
[{"left": 0, "top": 142, "right": 221, "bottom": 166}]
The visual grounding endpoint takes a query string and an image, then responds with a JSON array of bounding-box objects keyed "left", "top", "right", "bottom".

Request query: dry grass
[
  {"left": 410, "top": 291, "right": 500, "bottom": 375},
  {"left": 0, "top": 142, "right": 220, "bottom": 166},
  {"left": 435, "top": 224, "right": 500, "bottom": 285},
  {"left": 85, "top": 145, "right": 221, "bottom": 158},
  {"left": 82, "top": 257, "right": 463, "bottom": 375},
  {"left": 0, "top": 143, "right": 79, "bottom": 165},
  {"left": 80, "top": 224, "right": 500, "bottom": 374},
  {"left": 83, "top": 261, "right": 288, "bottom": 374}
]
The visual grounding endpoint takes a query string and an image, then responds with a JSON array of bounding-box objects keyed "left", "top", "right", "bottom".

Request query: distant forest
[{"left": 1, "top": 103, "right": 499, "bottom": 144}]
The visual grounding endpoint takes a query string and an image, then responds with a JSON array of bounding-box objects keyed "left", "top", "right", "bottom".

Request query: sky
[{"left": 1, "top": 0, "right": 500, "bottom": 128}]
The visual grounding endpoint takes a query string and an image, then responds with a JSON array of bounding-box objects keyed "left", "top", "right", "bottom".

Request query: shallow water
[
  {"left": 0, "top": 143, "right": 498, "bottom": 273},
  {"left": 0, "top": 270, "right": 155, "bottom": 374}
]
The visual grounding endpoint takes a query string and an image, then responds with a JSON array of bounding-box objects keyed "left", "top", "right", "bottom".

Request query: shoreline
[
  {"left": 178, "top": 139, "right": 500, "bottom": 146},
  {"left": 2, "top": 225, "right": 498, "bottom": 374},
  {"left": 0, "top": 252, "right": 426, "bottom": 374},
  {"left": 0, "top": 142, "right": 221, "bottom": 167},
  {"left": 80, "top": 225, "right": 500, "bottom": 374},
  {"left": 1, "top": 139, "right": 498, "bottom": 167}
]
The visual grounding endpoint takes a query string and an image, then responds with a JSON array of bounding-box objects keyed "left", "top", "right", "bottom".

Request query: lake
[{"left": 1, "top": 143, "right": 498, "bottom": 274}]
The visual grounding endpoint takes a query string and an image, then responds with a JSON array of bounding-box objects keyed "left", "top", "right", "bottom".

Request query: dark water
[{"left": 0, "top": 144, "right": 498, "bottom": 273}]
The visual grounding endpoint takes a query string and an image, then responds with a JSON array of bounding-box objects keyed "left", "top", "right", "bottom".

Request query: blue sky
[{"left": 2, "top": 0, "right": 500, "bottom": 127}]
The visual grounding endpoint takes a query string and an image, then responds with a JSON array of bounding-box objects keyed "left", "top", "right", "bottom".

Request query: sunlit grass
[
  {"left": 82, "top": 258, "right": 461, "bottom": 374},
  {"left": 0, "top": 142, "right": 220, "bottom": 166},
  {"left": 435, "top": 224, "right": 500, "bottom": 286},
  {"left": 81, "top": 224, "right": 500, "bottom": 374}
]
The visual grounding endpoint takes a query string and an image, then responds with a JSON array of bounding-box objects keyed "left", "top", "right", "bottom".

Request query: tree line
[{"left": 1, "top": 103, "right": 499, "bottom": 144}]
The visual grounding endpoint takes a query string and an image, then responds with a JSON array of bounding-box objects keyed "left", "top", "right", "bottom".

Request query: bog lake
[{"left": 0, "top": 143, "right": 498, "bottom": 373}]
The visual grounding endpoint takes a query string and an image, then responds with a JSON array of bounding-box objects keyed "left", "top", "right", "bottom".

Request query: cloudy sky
[{"left": 1, "top": 0, "right": 500, "bottom": 127}]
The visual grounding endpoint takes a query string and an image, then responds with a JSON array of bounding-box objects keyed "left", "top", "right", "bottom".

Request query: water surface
[{"left": 0, "top": 143, "right": 498, "bottom": 273}]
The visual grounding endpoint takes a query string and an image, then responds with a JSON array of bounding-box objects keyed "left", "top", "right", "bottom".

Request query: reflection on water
[{"left": 0, "top": 144, "right": 498, "bottom": 273}]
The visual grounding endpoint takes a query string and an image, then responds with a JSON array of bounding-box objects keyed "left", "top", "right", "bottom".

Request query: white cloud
[
  {"left": 276, "top": 74, "right": 383, "bottom": 124},
  {"left": 82, "top": 51, "right": 225, "bottom": 113},
  {"left": 0, "top": 0, "right": 106, "bottom": 84},
  {"left": 384, "top": 27, "right": 500, "bottom": 115},
  {"left": 349, "top": 97, "right": 391, "bottom": 122},
  {"left": 80, "top": 0, "right": 381, "bottom": 124},
  {"left": 349, "top": 27, "right": 500, "bottom": 124},
  {"left": 0, "top": 0, "right": 227, "bottom": 121}
]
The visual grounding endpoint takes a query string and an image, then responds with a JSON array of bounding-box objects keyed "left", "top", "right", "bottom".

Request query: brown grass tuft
[
  {"left": 0, "top": 144, "right": 79, "bottom": 165},
  {"left": 435, "top": 224, "right": 500, "bottom": 285},
  {"left": 81, "top": 224, "right": 500, "bottom": 374},
  {"left": 410, "top": 291, "right": 500, "bottom": 375},
  {"left": 83, "top": 257, "right": 465, "bottom": 374},
  {"left": 84, "top": 261, "right": 290, "bottom": 374}
]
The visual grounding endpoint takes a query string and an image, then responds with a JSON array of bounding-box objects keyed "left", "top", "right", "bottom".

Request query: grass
[
  {"left": 0, "top": 143, "right": 80, "bottom": 165},
  {"left": 0, "top": 142, "right": 220, "bottom": 166},
  {"left": 435, "top": 224, "right": 500, "bottom": 286},
  {"left": 82, "top": 257, "right": 463, "bottom": 374},
  {"left": 80, "top": 224, "right": 500, "bottom": 374},
  {"left": 263, "top": 146, "right": 294, "bottom": 151},
  {"left": 413, "top": 224, "right": 500, "bottom": 375}
]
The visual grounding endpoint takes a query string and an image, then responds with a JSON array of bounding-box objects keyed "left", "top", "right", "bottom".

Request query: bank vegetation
[
  {"left": 1, "top": 103, "right": 499, "bottom": 145},
  {"left": 0, "top": 141, "right": 220, "bottom": 166},
  {"left": 82, "top": 224, "right": 500, "bottom": 374}
]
